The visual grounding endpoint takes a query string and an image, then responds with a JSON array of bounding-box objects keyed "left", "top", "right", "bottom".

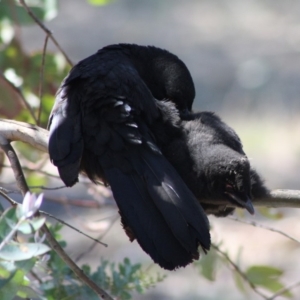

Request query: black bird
[
  {"left": 48, "top": 44, "right": 210, "bottom": 270},
  {"left": 158, "top": 103, "right": 269, "bottom": 217}
]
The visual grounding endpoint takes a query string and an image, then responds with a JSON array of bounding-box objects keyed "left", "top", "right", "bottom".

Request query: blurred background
[{"left": 1, "top": 0, "right": 300, "bottom": 299}]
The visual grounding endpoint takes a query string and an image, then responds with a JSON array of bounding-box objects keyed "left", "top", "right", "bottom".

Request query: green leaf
[
  {"left": 234, "top": 270, "right": 246, "bottom": 293},
  {"left": 0, "top": 279, "right": 16, "bottom": 300},
  {"left": 258, "top": 207, "right": 283, "bottom": 220},
  {"left": 17, "top": 217, "right": 46, "bottom": 234},
  {"left": 16, "top": 285, "right": 40, "bottom": 299},
  {"left": 246, "top": 265, "right": 282, "bottom": 284},
  {"left": 0, "top": 242, "right": 50, "bottom": 261},
  {"left": 30, "top": 216, "right": 46, "bottom": 231},
  {"left": 194, "top": 249, "right": 219, "bottom": 281},
  {"left": 0, "top": 259, "right": 36, "bottom": 298},
  {"left": 0, "top": 206, "right": 18, "bottom": 239},
  {"left": 0, "top": 264, "right": 38, "bottom": 300},
  {"left": 246, "top": 265, "right": 292, "bottom": 297},
  {"left": 87, "top": 0, "right": 114, "bottom": 6},
  {"left": 15, "top": 259, "right": 36, "bottom": 273},
  {"left": 0, "top": 267, "right": 16, "bottom": 289},
  {"left": 232, "top": 247, "right": 247, "bottom": 293},
  {"left": 0, "top": 0, "right": 58, "bottom": 25},
  {"left": 0, "top": 264, "right": 11, "bottom": 279},
  {"left": 26, "top": 172, "right": 47, "bottom": 193}
]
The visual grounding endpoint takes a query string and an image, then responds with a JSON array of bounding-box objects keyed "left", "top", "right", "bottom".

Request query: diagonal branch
[
  {"left": 0, "top": 135, "right": 113, "bottom": 300},
  {"left": 0, "top": 135, "right": 29, "bottom": 193},
  {"left": 19, "top": 0, "right": 73, "bottom": 67},
  {"left": 37, "top": 34, "right": 50, "bottom": 126},
  {"left": 0, "top": 73, "right": 38, "bottom": 124},
  {"left": 212, "top": 243, "right": 268, "bottom": 299},
  {"left": 267, "top": 280, "right": 300, "bottom": 300},
  {"left": 228, "top": 217, "right": 300, "bottom": 244}
]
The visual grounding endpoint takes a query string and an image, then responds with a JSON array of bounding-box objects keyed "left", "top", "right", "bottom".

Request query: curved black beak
[{"left": 225, "top": 192, "right": 255, "bottom": 215}]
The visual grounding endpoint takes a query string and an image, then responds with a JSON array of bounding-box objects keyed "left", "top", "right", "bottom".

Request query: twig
[
  {"left": 1, "top": 163, "right": 61, "bottom": 179},
  {"left": 267, "top": 280, "right": 300, "bottom": 300},
  {"left": 0, "top": 73, "right": 38, "bottom": 124},
  {"left": 29, "top": 185, "right": 67, "bottom": 191},
  {"left": 229, "top": 217, "right": 300, "bottom": 244},
  {"left": 41, "top": 225, "right": 113, "bottom": 299},
  {"left": 37, "top": 34, "right": 50, "bottom": 126},
  {"left": 19, "top": 0, "right": 73, "bottom": 67},
  {"left": 75, "top": 215, "right": 119, "bottom": 262},
  {"left": 212, "top": 243, "right": 269, "bottom": 299},
  {"left": 45, "top": 195, "right": 102, "bottom": 208},
  {"left": 200, "top": 190, "right": 300, "bottom": 209},
  {"left": 0, "top": 187, "right": 19, "bottom": 195},
  {"left": 254, "top": 190, "right": 300, "bottom": 208},
  {"left": 40, "top": 210, "right": 108, "bottom": 247},
  {"left": 0, "top": 189, "right": 18, "bottom": 206},
  {"left": 0, "top": 136, "right": 113, "bottom": 300},
  {"left": 0, "top": 189, "right": 107, "bottom": 247},
  {"left": 0, "top": 136, "right": 30, "bottom": 193}
]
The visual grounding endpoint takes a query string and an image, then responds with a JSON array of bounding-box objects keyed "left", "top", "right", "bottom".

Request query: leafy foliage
[
  {"left": 0, "top": 203, "right": 165, "bottom": 300},
  {"left": 0, "top": 0, "right": 68, "bottom": 127},
  {"left": 40, "top": 256, "right": 165, "bottom": 300},
  {"left": 246, "top": 265, "right": 292, "bottom": 297},
  {"left": 0, "top": 194, "right": 49, "bottom": 299},
  {"left": 194, "top": 247, "right": 220, "bottom": 281}
]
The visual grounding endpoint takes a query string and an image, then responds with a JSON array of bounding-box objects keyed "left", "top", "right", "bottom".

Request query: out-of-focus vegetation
[{"left": 0, "top": 1, "right": 299, "bottom": 299}]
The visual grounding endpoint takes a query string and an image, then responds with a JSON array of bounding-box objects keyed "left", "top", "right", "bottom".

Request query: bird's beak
[{"left": 225, "top": 192, "right": 255, "bottom": 215}]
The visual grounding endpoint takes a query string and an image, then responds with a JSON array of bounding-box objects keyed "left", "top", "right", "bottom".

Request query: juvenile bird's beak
[
  {"left": 225, "top": 192, "right": 255, "bottom": 215},
  {"left": 241, "top": 198, "right": 255, "bottom": 215}
]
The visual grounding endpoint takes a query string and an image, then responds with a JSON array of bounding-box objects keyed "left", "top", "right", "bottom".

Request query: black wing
[{"left": 48, "top": 50, "right": 210, "bottom": 270}]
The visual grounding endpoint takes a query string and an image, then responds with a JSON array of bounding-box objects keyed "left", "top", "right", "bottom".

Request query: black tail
[{"left": 104, "top": 149, "right": 210, "bottom": 270}]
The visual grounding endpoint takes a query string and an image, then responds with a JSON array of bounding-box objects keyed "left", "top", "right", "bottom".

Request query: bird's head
[
  {"left": 205, "top": 147, "right": 255, "bottom": 215},
  {"left": 222, "top": 158, "right": 254, "bottom": 215}
]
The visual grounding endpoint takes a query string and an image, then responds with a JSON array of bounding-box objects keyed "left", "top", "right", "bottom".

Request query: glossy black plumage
[
  {"left": 159, "top": 104, "right": 269, "bottom": 217},
  {"left": 48, "top": 43, "right": 269, "bottom": 269},
  {"left": 48, "top": 44, "right": 210, "bottom": 270}
]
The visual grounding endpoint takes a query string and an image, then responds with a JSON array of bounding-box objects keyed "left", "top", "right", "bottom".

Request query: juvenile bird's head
[
  {"left": 222, "top": 157, "right": 254, "bottom": 214},
  {"left": 205, "top": 146, "right": 255, "bottom": 215}
]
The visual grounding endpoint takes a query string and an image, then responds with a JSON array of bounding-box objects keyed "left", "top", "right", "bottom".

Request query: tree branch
[
  {"left": 0, "top": 135, "right": 29, "bottom": 193},
  {"left": 0, "top": 134, "right": 113, "bottom": 300},
  {"left": 37, "top": 34, "right": 50, "bottom": 126},
  {"left": 253, "top": 190, "right": 300, "bottom": 208},
  {"left": 267, "top": 281, "right": 300, "bottom": 300},
  {"left": 0, "top": 73, "right": 38, "bottom": 124},
  {"left": 212, "top": 243, "right": 268, "bottom": 299},
  {"left": 19, "top": 0, "right": 73, "bottom": 67},
  {"left": 228, "top": 216, "right": 300, "bottom": 244},
  {"left": 0, "top": 118, "right": 47, "bottom": 151},
  {"left": 0, "top": 118, "right": 300, "bottom": 209}
]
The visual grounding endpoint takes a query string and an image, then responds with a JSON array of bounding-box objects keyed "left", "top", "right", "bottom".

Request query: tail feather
[
  {"left": 104, "top": 148, "right": 210, "bottom": 270},
  {"left": 140, "top": 151, "right": 210, "bottom": 251},
  {"left": 105, "top": 167, "right": 199, "bottom": 270}
]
